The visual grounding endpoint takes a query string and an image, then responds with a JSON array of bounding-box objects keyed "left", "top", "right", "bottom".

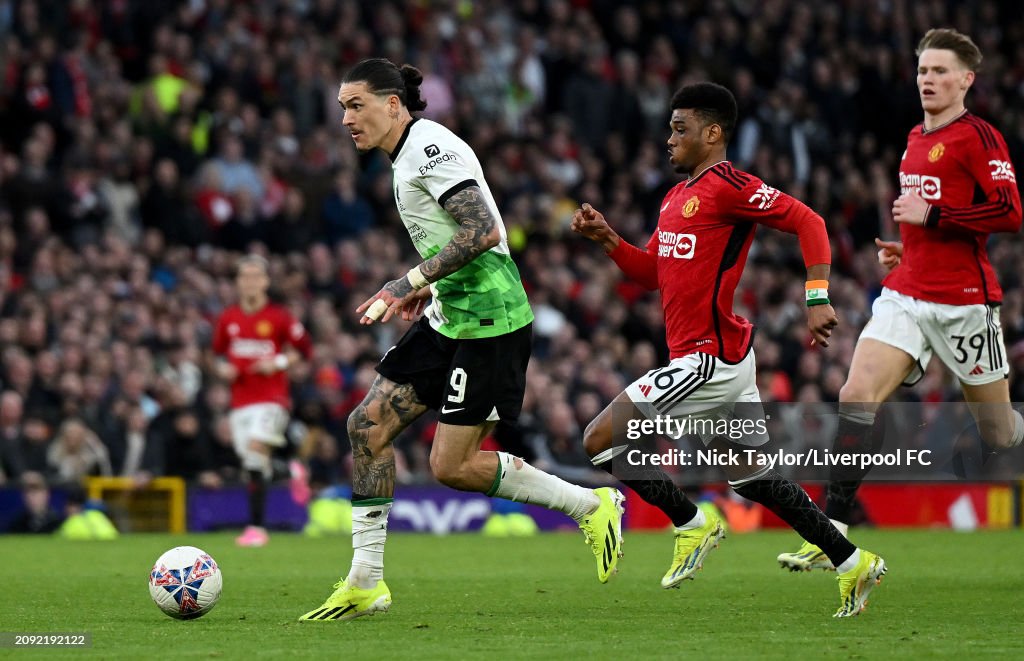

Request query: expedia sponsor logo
[
  {"left": 899, "top": 172, "right": 942, "bottom": 200},
  {"left": 658, "top": 230, "right": 696, "bottom": 259},
  {"left": 989, "top": 159, "right": 1016, "bottom": 183},
  {"left": 747, "top": 183, "right": 779, "bottom": 210},
  {"left": 418, "top": 151, "right": 458, "bottom": 175},
  {"left": 424, "top": 144, "right": 440, "bottom": 157},
  {"left": 682, "top": 196, "right": 700, "bottom": 218},
  {"left": 928, "top": 143, "right": 945, "bottom": 162}
]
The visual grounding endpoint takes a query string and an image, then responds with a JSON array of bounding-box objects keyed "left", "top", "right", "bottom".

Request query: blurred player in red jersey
[
  {"left": 778, "top": 28, "right": 1023, "bottom": 572},
  {"left": 572, "top": 82, "right": 885, "bottom": 617},
  {"left": 212, "top": 255, "right": 313, "bottom": 547}
]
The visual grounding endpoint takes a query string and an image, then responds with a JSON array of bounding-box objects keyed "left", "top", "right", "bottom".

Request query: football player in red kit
[
  {"left": 213, "top": 255, "right": 313, "bottom": 546},
  {"left": 778, "top": 28, "right": 1022, "bottom": 572},
  {"left": 572, "top": 82, "right": 885, "bottom": 617}
]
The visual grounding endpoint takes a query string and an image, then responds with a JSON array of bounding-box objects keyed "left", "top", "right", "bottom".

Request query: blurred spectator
[
  {"left": 47, "top": 417, "right": 112, "bottom": 485},
  {"left": 8, "top": 471, "right": 62, "bottom": 533}
]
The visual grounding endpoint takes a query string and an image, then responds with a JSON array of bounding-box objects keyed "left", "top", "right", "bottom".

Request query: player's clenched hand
[
  {"left": 892, "top": 190, "right": 928, "bottom": 226},
  {"left": 357, "top": 275, "right": 418, "bottom": 325},
  {"left": 571, "top": 203, "right": 620, "bottom": 253},
  {"left": 874, "top": 237, "right": 903, "bottom": 271},
  {"left": 807, "top": 304, "right": 838, "bottom": 348}
]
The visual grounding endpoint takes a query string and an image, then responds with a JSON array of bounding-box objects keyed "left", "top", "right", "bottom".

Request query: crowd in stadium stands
[{"left": 1, "top": 0, "right": 1023, "bottom": 495}]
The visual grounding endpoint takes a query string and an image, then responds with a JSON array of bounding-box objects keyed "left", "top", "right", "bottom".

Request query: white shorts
[
  {"left": 229, "top": 403, "right": 289, "bottom": 453},
  {"left": 625, "top": 350, "right": 769, "bottom": 447},
  {"left": 859, "top": 288, "right": 1008, "bottom": 386}
]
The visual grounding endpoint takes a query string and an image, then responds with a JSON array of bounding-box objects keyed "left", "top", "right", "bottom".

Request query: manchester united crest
[
  {"left": 255, "top": 320, "right": 273, "bottom": 337},
  {"left": 682, "top": 196, "right": 700, "bottom": 218},
  {"left": 928, "top": 143, "right": 945, "bottom": 163}
]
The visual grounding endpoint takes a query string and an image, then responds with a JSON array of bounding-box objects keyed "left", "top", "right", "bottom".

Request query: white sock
[
  {"left": 347, "top": 500, "right": 391, "bottom": 589},
  {"left": 835, "top": 548, "right": 860, "bottom": 573},
  {"left": 1009, "top": 410, "right": 1024, "bottom": 448},
  {"left": 675, "top": 506, "right": 706, "bottom": 531},
  {"left": 831, "top": 519, "right": 849, "bottom": 538},
  {"left": 491, "top": 452, "right": 600, "bottom": 523}
]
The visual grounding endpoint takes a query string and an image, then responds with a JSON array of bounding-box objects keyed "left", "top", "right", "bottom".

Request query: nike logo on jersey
[{"left": 440, "top": 406, "right": 465, "bottom": 414}]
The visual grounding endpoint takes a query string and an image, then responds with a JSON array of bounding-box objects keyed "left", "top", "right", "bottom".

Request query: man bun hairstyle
[
  {"left": 343, "top": 58, "right": 428, "bottom": 111},
  {"left": 399, "top": 64, "right": 427, "bottom": 111},
  {"left": 670, "top": 82, "right": 738, "bottom": 142},
  {"left": 916, "top": 28, "right": 982, "bottom": 72}
]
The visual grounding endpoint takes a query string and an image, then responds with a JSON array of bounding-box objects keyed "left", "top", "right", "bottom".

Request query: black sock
[
  {"left": 247, "top": 470, "right": 266, "bottom": 528},
  {"left": 733, "top": 470, "right": 855, "bottom": 567},
  {"left": 824, "top": 410, "right": 876, "bottom": 523},
  {"left": 593, "top": 447, "right": 698, "bottom": 527}
]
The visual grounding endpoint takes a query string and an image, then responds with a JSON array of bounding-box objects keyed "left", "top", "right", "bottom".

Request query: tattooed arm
[
  {"left": 357, "top": 186, "right": 501, "bottom": 323},
  {"left": 420, "top": 185, "right": 500, "bottom": 281}
]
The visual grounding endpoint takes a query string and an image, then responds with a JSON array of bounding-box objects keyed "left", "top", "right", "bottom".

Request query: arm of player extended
[
  {"left": 607, "top": 237, "right": 659, "bottom": 291},
  {"left": 923, "top": 186, "right": 1022, "bottom": 234},
  {"left": 287, "top": 318, "right": 314, "bottom": 362},
  {"left": 414, "top": 184, "right": 502, "bottom": 283},
  {"left": 753, "top": 194, "right": 832, "bottom": 272},
  {"left": 745, "top": 186, "right": 831, "bottom": 272}
]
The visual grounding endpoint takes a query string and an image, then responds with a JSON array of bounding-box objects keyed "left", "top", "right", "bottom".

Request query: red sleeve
[
  {"left": 608, "top": 233, "right": 659, "bottom": 290},
  {"left": 925, "top": 132, "right": 1022, "bottom": 234},
  {"left": 282, "top": 311, "right": 313, "bottom": 360},
  {"left": 731, "top": 180, "right": 831, "bottom": 267},
  {"left": 211, "top": 313, "right": 229, "bottom": 355}
]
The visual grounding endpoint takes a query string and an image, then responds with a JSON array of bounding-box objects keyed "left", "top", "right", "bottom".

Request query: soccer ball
[{"left": 148, "top": 546, "right": 223, "bottom": 620}]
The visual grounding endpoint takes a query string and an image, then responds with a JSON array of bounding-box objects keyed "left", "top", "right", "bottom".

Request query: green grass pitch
[{"left": 5, "top": 529, "right": 1023, "bottom": 659}]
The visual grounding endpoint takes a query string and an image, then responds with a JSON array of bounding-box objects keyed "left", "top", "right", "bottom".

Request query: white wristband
[
  {"left": 407, "top": 265, "right": 429, "bottom": 290},
  {"left": 274, "top": 354, "right": 289, "bottom": 371}
]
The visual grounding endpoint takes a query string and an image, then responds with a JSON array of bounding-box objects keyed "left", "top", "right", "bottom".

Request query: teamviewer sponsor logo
[
  {"left": 658, "top": 230, "right": 696, "bottom": 259},
  {"left": 920, "top": 175, "right": 941, "bottom": 200}
]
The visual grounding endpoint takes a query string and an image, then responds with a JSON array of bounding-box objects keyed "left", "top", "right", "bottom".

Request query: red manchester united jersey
[
  {"left": 612, "top": 162, "right": 829, "bottom": 363},
  {"left": 885, "top": 111, "right": 1021, "bottom": 305},
  {"left": 212, "top": 303, "right": 313, "bottom": 408}
]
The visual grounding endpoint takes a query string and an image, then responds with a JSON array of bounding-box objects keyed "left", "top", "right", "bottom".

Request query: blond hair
[
  {"left": 236, "top": 254, "right": 270, "bottom": 276},
  {"left": 916, "top": 28, "right": 982, "bottom": 71}
]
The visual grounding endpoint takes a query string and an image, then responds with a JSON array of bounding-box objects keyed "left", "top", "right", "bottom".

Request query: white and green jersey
[{"left": 389, "top": 118, "right": 533, "bottom": 339}]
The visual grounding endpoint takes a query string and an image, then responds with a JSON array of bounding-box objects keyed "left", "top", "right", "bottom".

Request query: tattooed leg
[
  {"left": 347, "top": 375, "right": 428, "bottom": 498},
  {"left": 345, "top": 375, "right": 427, "bottom": 588}
]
